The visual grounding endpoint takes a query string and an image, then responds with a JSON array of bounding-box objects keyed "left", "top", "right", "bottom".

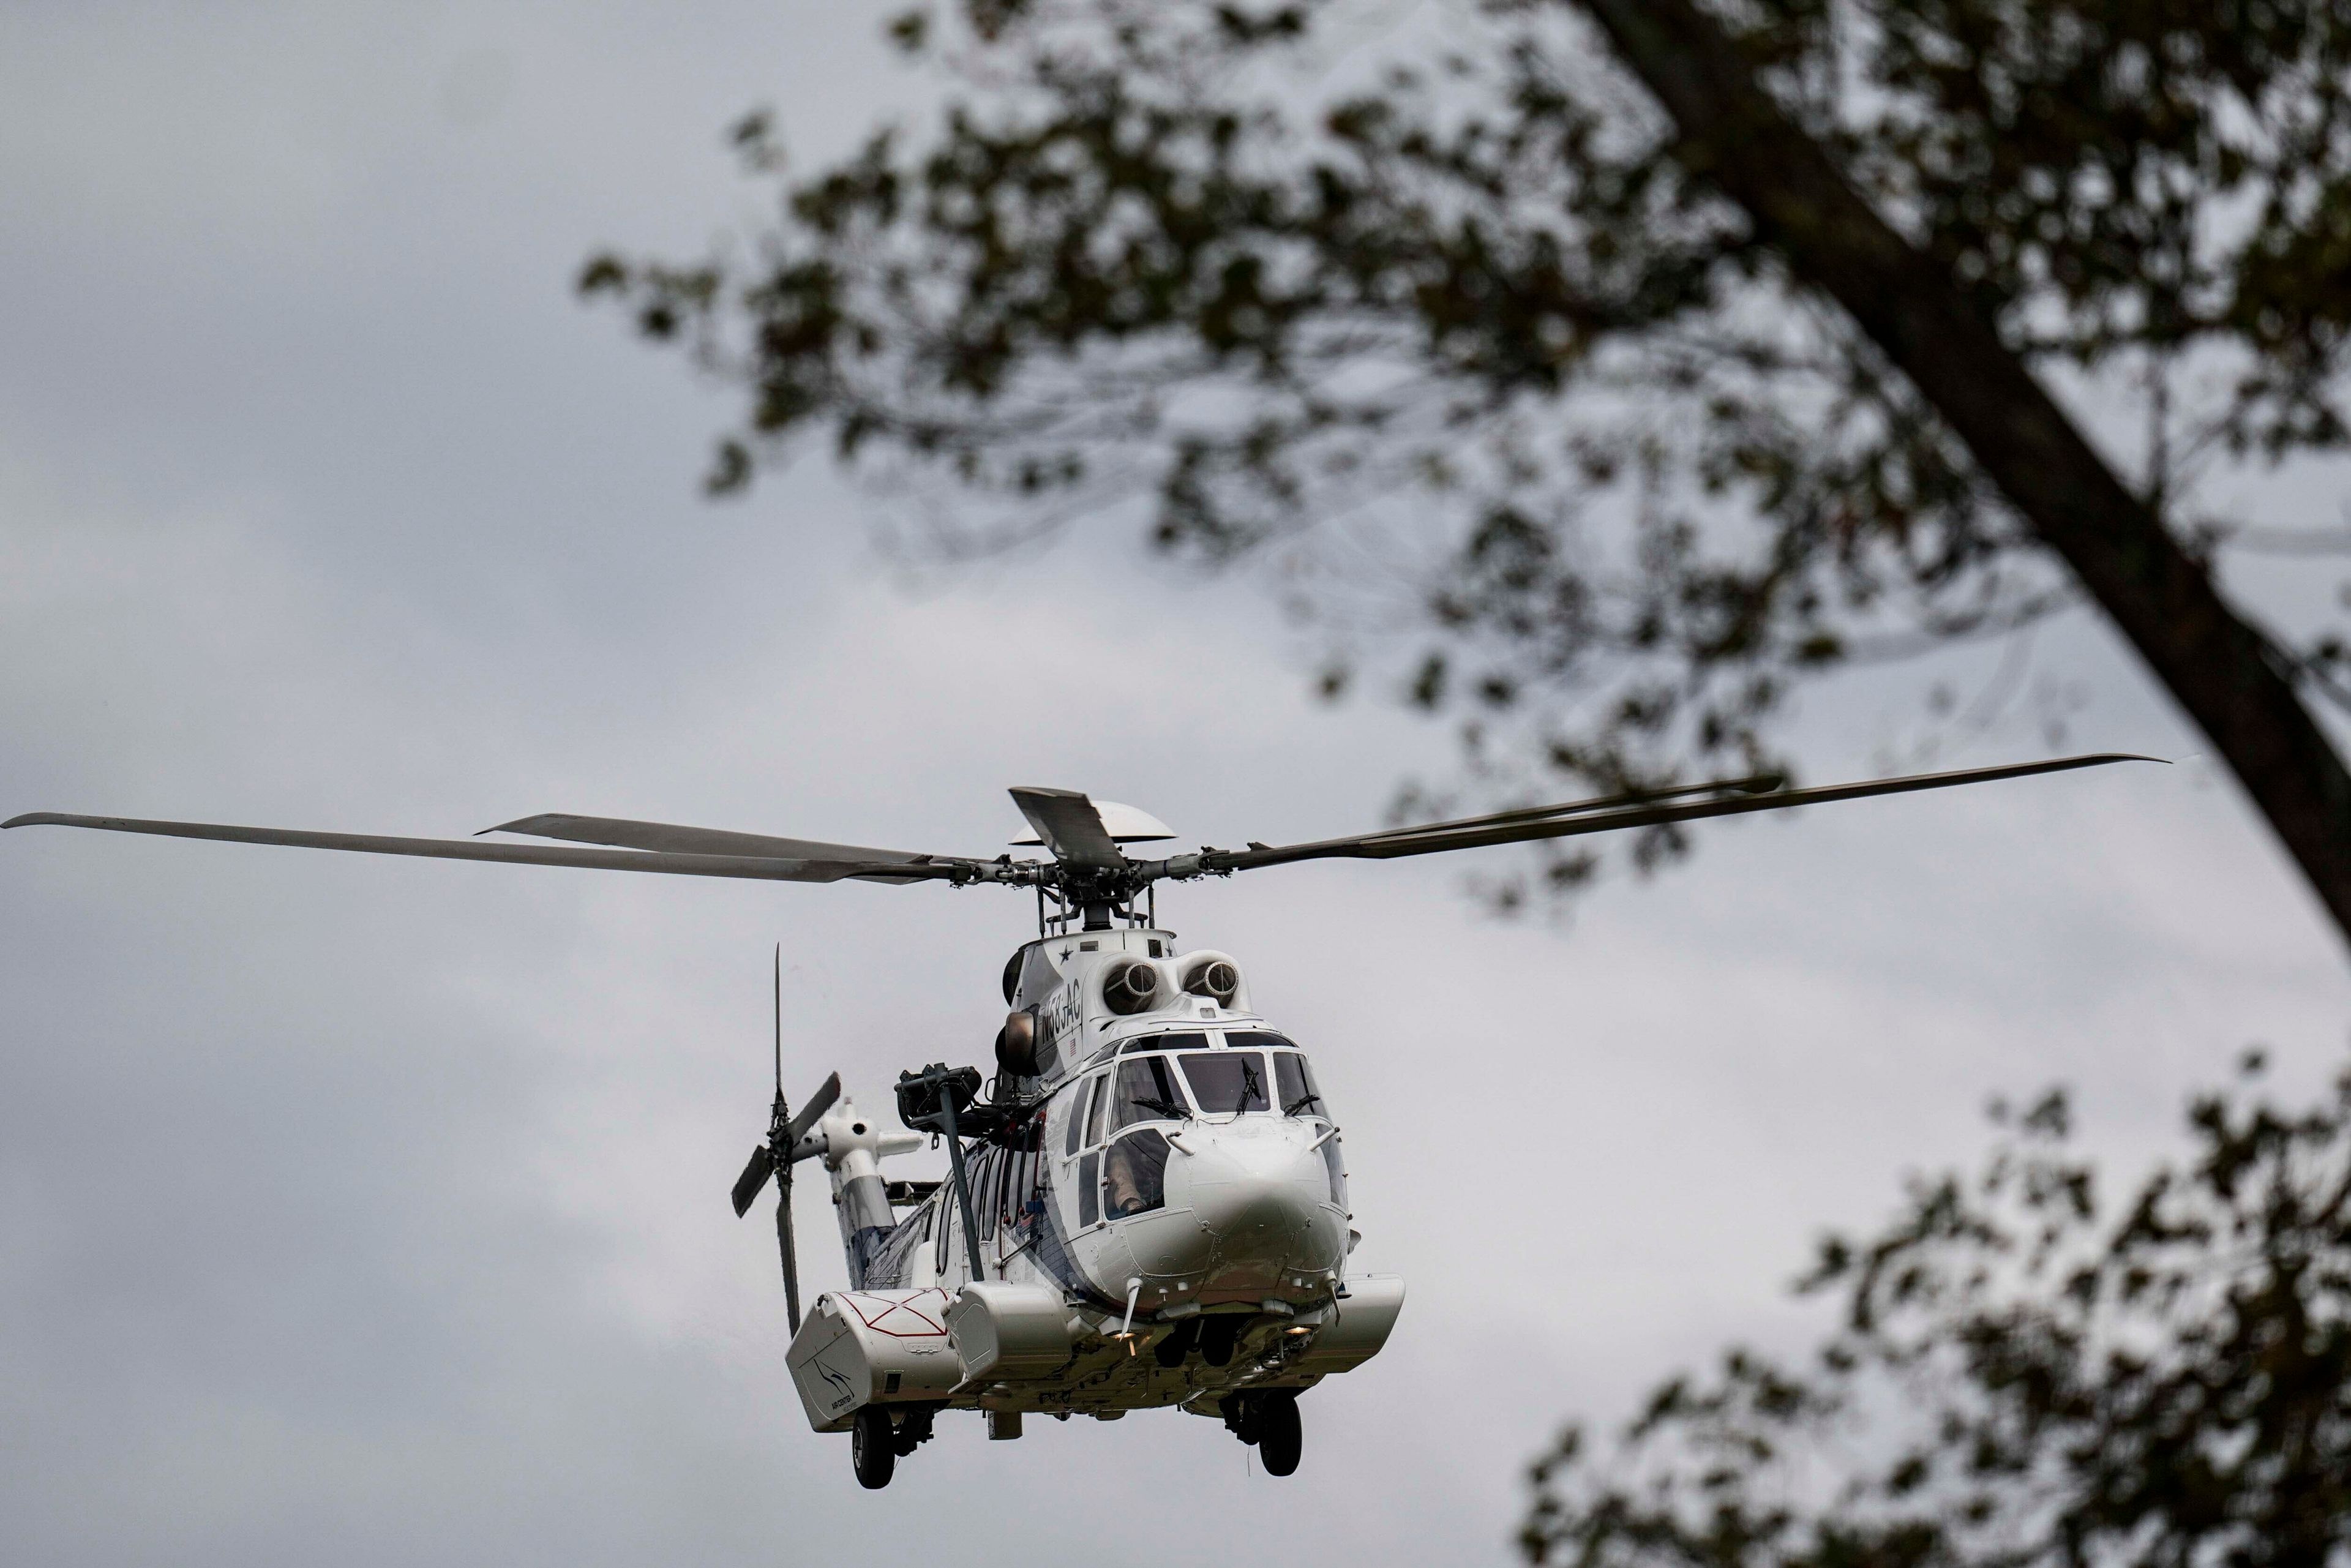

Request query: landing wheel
[
  {"left": 1256, "top": 1391, "right": 1301, "bottom": 1476},
  {"left": 851, "top": 1407, "right": 896, "bottom": 1490}
]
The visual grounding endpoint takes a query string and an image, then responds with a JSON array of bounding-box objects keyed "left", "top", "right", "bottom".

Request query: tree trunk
[{"left": 1578, "top": 0, "right": 2351, "bottom": 948}]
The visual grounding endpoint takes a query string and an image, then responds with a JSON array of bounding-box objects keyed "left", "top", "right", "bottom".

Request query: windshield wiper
[
  {"left": 1232, "top": 1060, "right": 1264, "bottom": 1114},
  {"left": 1132, "top": 1096, "right": 1188, "bottom": 1120},
  {"left": 1284, "top": 1092, "right": 1323, "bottom": 1116}
]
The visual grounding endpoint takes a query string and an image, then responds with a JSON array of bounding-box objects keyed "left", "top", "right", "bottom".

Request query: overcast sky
[{"left": 6, "top": 4, "right": 2351, "bottom": 1565}]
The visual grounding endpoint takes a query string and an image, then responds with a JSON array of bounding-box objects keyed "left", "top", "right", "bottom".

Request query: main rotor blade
[
  {"left": 785, "top": 1071, "right": 841, "bottom": 1152},
  {"left": 732, "top": 1144, "right": 775, "bottom": 1218},
  {"left": 1008, "top": 787, "right": 1125, "bottom": 870},
  {"left": 484, "top": 814, "right": 945, "bottom": 884},
  {"left": 2, "top": 813, "right": 971, "bottom": 885},
  {"left": 1338, "top": 773, "right": 1788, "bottom": 846},
  {"left": 1199, "top": 753, "right": 2161, "bottom": 873}
]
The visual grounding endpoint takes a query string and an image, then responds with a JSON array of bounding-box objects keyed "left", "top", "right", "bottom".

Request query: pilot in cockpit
[{"left": 1104, "top": 1139, "right": 1148, "bottom": 1217}]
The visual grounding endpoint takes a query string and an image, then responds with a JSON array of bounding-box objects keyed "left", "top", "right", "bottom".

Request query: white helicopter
[{"left": 6, "top": 751, "right": 2150, "bottom": 1487}]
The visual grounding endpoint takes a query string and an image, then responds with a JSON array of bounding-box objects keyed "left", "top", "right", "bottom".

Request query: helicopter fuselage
[{"left": 782, "top": 926, "right": 1404, "bottom": 1439}]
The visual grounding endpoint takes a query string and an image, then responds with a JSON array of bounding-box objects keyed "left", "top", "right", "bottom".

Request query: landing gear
[
  {"left": 892, "top": 1405, "right": 935, "bottom": 1456},
  {"left": 851, "top": 1407, "right": 895, "bottom": 1489},
  {"left": 1198, "top": 1314, "right": 1240, "bottom": 1367},
  {"left": 850, "top": 1405, "right": 935, "bottom": 1487},
  {"left": 1154, "top": 1318, "right": 1201, "bottom": 1368},
  {"left": 1256, "top": 1391, "right": 1301, "bottom": 1476},
  {"left": 1219, "top": 1389, "right": 1303, "bottom": 1476}
]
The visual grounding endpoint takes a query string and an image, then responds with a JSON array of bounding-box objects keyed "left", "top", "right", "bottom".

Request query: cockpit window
[
  {"left": 1273, "top": 1051, "right": 1325, "bottom": 1119},
  {"left": 1103, "top": 1129, "right": 1172, "bottom": 1218},
  {"left": 1065, "top": 1078, "right": 1089, "bottom": 1156},
  {"left": 1108, "top": 1055, "right": 1188, "bottom": 1133},
  {"left": 1121, "top": 1030, "right": 1207, "bottom": 1055},
  {"left": 1180, "top": 1051, "right": 1269, "bottom": 1115},
  {"left": 1084, "top": 1072, "right": 1110, "bottom": 1146},
  {"left": 1223, "top": 1030, "right": 1294, "bottom": 1052}
]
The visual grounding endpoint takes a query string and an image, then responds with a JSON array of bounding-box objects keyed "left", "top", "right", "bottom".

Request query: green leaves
[
  {"left": 1523, "top": 1054, "right": 2351, "bottom": 1567},
  {"left": 586, "top": 0, "right": 2351, "bottom": 908}
]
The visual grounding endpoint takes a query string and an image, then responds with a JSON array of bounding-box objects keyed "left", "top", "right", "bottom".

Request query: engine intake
[
  {"left": 1101, "top": 958, "right": 1162, "bottom": 1016},
  {"left": 1180, "top": 955, "right": 1242, "bottom": 1007}
]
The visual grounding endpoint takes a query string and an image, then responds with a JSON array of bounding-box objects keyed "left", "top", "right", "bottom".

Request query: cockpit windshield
[
  {"left": 1108, "top": 1054, "right": 1188, "bottom": 1133},
  {"left": 1179, "top": 1051, "right": 1269, "bottom": 1115},
  {"left": 1273, "top": 1051, "right": 1325, "bottom": 1119},
  {"left": 1202, "top": 1030, "right": 1325, "bottom": 1119}
]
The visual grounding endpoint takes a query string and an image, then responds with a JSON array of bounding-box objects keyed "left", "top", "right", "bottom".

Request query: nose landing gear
[{"left": 1219, "top": 1389, "right": 1303, "bottom": 1476}]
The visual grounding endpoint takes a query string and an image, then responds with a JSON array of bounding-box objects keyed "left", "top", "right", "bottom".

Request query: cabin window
[
  {"left": 1078, "top": 1152, "right": 1100, "bottom": 1227},
  {"left": 1273, "top": 1051, "right": 1325, "bottom": 1119},
  {"left": 1103, "top": 1129, "right": 1172, "bottom": 1218},
  {"left": 1179, "top": 1051, "right": 1269, "bottom": 1115},
  {"left": 976, "top": 1147, "right": 1000, "bottom": 1240},
  {"left": 1008, "top": 1147, "right": 1039, "bottom": 1233},
  {"left": 1108, "top": 1055, "right": 1188, "bottom": 1132}
]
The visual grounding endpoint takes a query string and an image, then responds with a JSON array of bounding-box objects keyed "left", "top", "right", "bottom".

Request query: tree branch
[{"left": 1578, "top": 0, "right": 2351, "bottom": 948}]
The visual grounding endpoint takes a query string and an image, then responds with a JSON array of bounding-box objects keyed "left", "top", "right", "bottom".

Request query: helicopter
[{"left": 6, "top": 750, "right": 2152, "bottom": 1487}]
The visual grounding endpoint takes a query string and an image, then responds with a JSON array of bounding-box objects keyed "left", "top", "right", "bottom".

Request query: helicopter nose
[{"left": 1166, "top": 1120, "right": 1337, "bottom": 1270}]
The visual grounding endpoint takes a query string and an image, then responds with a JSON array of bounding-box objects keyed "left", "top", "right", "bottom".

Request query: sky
[{"left": 4, "top": 4, "right": 2350, "bottom": 1566}]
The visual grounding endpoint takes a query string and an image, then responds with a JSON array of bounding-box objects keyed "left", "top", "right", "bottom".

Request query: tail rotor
[{"left": 730, "top": 945, "right": 838, "bottom": 1332}]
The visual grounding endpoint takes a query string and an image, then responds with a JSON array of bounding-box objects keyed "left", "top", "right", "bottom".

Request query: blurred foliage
[
  {"left": 586, "top": 0, "right": 2351, "bottom": 904},
  {"left": 1521, "top": 1053, "right": 2351, "bottom": 1568}
]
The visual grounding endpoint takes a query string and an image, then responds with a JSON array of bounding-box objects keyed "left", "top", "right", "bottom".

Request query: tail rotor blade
[
  {"left": 731, "top": 1144, "right": 775, "bottom": 1218},
  {"left": 741, "top": 947, "right": 809, "bottom": 1329},
  {"left": 785, "top": 1071, "right": 841, "bottom": 1151},
  {"left": 776, "top": 1165, "right": 802, "bottom": 1334}
]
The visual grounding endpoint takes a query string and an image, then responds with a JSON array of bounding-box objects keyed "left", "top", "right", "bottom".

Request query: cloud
[{"left": 4, "top": 4, "right": 2349, "bottom": 1565}]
